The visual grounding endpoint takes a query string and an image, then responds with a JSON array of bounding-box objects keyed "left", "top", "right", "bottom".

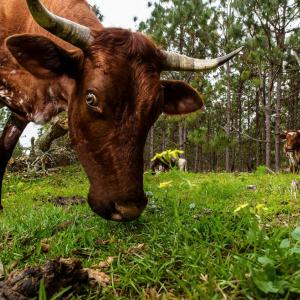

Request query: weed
[{"left": 0, "top": 166, "right": 299, "bottom": 299}]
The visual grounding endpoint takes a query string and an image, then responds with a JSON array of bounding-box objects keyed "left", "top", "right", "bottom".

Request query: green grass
[{"left": 1, "top": 165, "right": 300, "bottom": 299}]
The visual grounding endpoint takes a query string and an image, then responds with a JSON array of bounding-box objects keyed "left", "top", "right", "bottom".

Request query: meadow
[{"left": 0, "top": 165, "right": 300, "bottom": 299}]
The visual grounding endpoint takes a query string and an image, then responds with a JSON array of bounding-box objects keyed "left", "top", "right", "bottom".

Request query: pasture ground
[{"left": 0, "top": 165, "right": 300, "bottom": 299}]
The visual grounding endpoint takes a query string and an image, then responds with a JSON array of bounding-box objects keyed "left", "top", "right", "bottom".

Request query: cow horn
[
  {"left": 26, "top": 0, "right": 93, "bottom": 50},
  {"left": 163, "top": 47, "right": 243, "bottom": 71}
]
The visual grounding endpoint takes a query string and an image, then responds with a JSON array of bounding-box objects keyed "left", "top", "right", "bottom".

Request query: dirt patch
[
  {"left": 0, "top": 258, "right": 108, "bottom": 299},
  {"left": 272, "top": 211, "right": 300, "bottom": 227},
  {"left": 48, "top": 196, "right": 85, "bottom": 207}
]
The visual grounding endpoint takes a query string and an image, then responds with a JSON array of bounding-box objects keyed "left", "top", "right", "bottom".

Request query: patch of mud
[
  {"left": 48, "top": 196, "right": 85, "bottom": 207},
  {"left": 271, "top": 212, "right": 300, "bottom": 227},
  {"left": 0, "top": 258, "right": 89, "bottom": 300}
]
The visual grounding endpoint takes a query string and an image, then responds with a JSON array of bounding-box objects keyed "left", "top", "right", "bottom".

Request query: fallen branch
[
  {"left": 37, "top": 115, "right": 68, "bottom": 153},
  {"left": 265, "top": 167, "right": 275, "bottom": 174}
]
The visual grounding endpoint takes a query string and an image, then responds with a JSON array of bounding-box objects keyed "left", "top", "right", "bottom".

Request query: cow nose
[
  {"left": 111, "top": 202, "right": 146, "bottom": 221},
  {"left": 88, "top": 194, "right": 147, "bottom": 222}
]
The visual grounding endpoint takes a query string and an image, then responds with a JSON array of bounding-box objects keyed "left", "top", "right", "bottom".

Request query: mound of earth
[
  {"left": 48, "top": 196, "right": 86, "bottom": 206},
  {"left": 0, "top": 258, "right": 89, "bottom": 299}
]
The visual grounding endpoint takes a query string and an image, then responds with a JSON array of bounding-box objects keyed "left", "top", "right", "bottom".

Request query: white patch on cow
[
  {"left": 52, "top": 116, "right": 60, "bottom": 123},
  {"left": 0, "top": 89, "right": 12, "bottom": 104},
  {"left": 19, "top": 94, "right": 29, "bottom": 107},
  {"left": 8, "top": 127, "right": 18, "bottom": 139},
  {"left": 178, "top": 158, "right": 187, "bottom": 172},
  {"left": 0, "top": 90, "right": 8, "bottom": 98},
  {"left": 287, "top": 151, "right": 300, "bottom": 170},
  {"left": 287, "top": 132, "right": 297, "bottom": 138},
  {"left": 48, "top": 87, "right": 55, "bottom": 98},
  {"left": 33, "top": 112, "right": 47, "bottom": 125}
]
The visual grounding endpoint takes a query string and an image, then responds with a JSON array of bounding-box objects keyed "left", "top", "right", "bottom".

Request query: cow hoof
[{"left": 0, "top": 204, "right": 3, "bottom": 210}]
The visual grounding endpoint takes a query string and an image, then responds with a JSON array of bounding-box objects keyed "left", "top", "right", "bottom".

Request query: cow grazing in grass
[
  {"left": 177, "top": 158, "right": 187, "bottom": 172},
  {"left": 151, "top": 157, "right": 187, "bottom": 174},
  {"left": 151, "top": 157, "right": 176, "bottom": 175},
  {"left": 280, "top": 131, "right": 300, "bottom": 173},
  {"left": 0, "top": 0, "right": 242, "bottom": 221}
]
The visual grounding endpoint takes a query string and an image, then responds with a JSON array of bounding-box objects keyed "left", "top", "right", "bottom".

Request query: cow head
[
  {"left": 280, "top": 131, "right": 300, "bottom": 153},
  {"left": 5, "top": 0, "right": 242, "bottom": 221}
]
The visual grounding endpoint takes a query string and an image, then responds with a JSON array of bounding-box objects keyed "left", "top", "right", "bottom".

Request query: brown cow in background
[
  {"left": 280, "top": 131, "right": 300, "bottom": 173},
  {"left": 0, "top": 0, "right": 242, "bottom": 221},
  {"left": 151, "top": 157, "right": 187, "bottom": 174}
]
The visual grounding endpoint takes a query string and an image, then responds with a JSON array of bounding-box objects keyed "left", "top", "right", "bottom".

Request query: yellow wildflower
[
  {"left": 255, "top": 204, "right": 267, "bottom": 213},
  {"left": 234, "top": 203, "right": 249, "bottom": 213},
  {"left": 159, "top": 181, "right": 173, "bottom": 189}
]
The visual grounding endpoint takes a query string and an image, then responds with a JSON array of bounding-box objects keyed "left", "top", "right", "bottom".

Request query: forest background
[{"left": 0, "top": 0, "right": 299, "bottom": 172}]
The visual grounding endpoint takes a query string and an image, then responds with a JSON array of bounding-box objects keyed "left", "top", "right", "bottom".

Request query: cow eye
[{"left": 86, "top": 93, "right": 98, "bottom": 107}]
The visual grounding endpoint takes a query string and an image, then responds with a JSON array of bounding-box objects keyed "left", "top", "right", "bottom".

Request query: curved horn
[
  {"left": 26, "top": 0, "right": 93, "bottom": 50},
  {"left": 163, "top": 47, "right": 243, "bottom": 71}
]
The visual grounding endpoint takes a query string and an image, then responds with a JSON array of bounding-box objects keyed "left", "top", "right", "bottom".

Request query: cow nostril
[
  {"left": 111, "top": 201, "right": 146, "bottom": 222},
  {"left": 111, "top": 213, "right": 123, "bottom": 221}
]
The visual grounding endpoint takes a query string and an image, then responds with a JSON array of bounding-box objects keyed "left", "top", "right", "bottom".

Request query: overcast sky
[
  {"left": 89, "top": 0, "right": 152, "bottom": 29},
  {"left": 20, "top": 0, "right": 153, "bottom": 147}
]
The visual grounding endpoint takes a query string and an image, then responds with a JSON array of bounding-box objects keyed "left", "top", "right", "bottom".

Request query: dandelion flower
[
  {"left": 159, "top": 181, "right": 173, "bottom": 189},
  {"left": 234, "top": 203, "right": 249, "bottom": 213}
]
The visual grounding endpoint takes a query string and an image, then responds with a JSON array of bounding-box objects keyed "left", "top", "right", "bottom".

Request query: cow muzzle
[{"left": 88, "top": 194, "right": 148, "bottom": 222}]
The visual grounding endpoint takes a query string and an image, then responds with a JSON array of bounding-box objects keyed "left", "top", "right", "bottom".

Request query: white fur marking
[
  {"left": 178, "top": 158, "right": 187, "bottom": 172},
  {"left": 287, "top": 132, "right": 297, "bottom": 138},
  {"left": 33, "top": 112, "right": 47, "bottom": 125},
  {"left": 8, "top": 127, "right": 18, "bottom": 139}
]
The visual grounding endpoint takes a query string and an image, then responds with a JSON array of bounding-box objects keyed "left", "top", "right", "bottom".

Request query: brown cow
[
  {"left": 0, "top": 0, "right": 242, "bottom": 221},
  {"left": 151, "top": 157, "right": 187, "bottom": 174},
  {"left": 280, "top": 130, "right": 300, "bottom": 173}
]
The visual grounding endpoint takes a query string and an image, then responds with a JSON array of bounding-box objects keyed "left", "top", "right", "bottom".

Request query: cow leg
[{"left": 0, "top": 114, "right": 27, "bottom": 209}]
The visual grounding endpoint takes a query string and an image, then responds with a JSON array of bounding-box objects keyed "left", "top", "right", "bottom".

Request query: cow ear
[
  {"left": 6, "top": 34, "right": 83, "bottom": 79},
  {"left": 279, "top": 131, "right": 287, "bottom": 140},
  {"left": 161, "top": 80, "right": 204, "bottom": 115}
]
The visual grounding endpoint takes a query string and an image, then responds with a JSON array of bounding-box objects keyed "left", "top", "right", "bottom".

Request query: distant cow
[
  {"left": 151, "top": 157, "right": 187, "bottom": 174},
  {"left": 280, "top": 131, "right": 300, "bottom": 173},
  {"left": 151, "top": 157, "right": 176, "bottom": 174},
  {"left": 177, "top": 158, "right": 187, "bottom": 172}
]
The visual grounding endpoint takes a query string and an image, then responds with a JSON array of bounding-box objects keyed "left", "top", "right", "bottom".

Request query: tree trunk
[
  {"left": 275, "top": 74, "right": 282, "bottom": 171},
  {"left": 261, "top": 73, "right": 266, "bottom": 165},
  {"left": 178, "top": 122, "right": 184, "bottom": 152},
  {"left": 265, "top": 67, "right": 273, "bottom": 169},
  {"left": 162, "top": 130, "right": 165, "bottom": 151},
  {"left": 194, "top": 144, "right": 199, "bottom": 172},
  {"left": 255, "top": 89, "right": 260, "bottom": 167},
  {"left": 225, "top": 61, "right": 231, "bottom": 172},
  {"left": 183, "top": 120, "right": 187, "bottom": 158}
]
